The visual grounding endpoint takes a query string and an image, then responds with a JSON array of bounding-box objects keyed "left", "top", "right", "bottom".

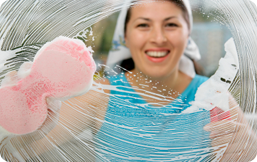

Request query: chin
[{"left": 142, "top": 71, "right": 169, "bottom": 80}]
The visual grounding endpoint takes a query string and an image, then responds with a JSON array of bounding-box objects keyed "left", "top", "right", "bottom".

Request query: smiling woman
[
  {"left": 125, "top": 1, "right": 190, "bottom": 84},
  {"left": 1, "top": 0, "right": 257, "bottom": 161},
  {"left": 94, "top": 0, "right": 257, "bottom": 161},
  {"left": 92, "top": 1, "right": 213, "bottom": 160}
]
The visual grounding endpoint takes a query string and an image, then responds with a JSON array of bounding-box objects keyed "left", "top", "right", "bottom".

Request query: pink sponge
[{"left": 0, "top": 36, "right": 96, "bottom": 135}]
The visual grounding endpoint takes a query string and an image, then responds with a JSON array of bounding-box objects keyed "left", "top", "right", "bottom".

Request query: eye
[
  {"left": 137, "top": 23, "right": 149, "bottom": 28},
  {"left": 165, "top": 23, "right": 178, "bottom": 27}
]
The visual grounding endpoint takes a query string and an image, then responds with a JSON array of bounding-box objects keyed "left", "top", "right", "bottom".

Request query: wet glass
[{"left": 0, "top": 0, "right": 257, "bottom": 161}]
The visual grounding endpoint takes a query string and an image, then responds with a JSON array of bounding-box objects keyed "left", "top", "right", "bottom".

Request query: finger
[
  {"left": 38, "top": 98, "right": 62, "bottom": 135},
  {"left": 39, "top": 108, "right": 60, "bottom": 135},
  {"left": 17, "top": 62, "right": 33, "bottom": 79},
  {"left": 46, "top": 98, "right": 62, "bottom": 125},
  {"left": 211, "top": 134, "right": 233, "bottom": 147},
  {"left": 1, "top": 70, "right": 18, "bottom": 87},
  {"left": 204, "top": 120, "right": 237, "bottom": 132},
  {"left": 46, "top": 98, "right": 62, "bottom": 113}
]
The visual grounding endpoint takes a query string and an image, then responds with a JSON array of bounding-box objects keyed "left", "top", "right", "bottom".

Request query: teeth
[{"left": 146, "top": 51, "right": 168, "bottom": 57}]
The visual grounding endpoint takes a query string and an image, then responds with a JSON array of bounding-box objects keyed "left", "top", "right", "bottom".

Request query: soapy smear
[
  {"left": 183, "top": 38, "right": 239, "bottom": 113},
  {"left": 0, "top": 0, "right": 257, "bottom": 161}
]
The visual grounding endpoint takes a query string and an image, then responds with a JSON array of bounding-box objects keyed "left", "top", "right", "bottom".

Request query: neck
[{"left": 125, "top": 68, "right": 192, "bottom": 98}]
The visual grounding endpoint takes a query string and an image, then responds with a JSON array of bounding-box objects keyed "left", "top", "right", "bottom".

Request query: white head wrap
[{"left": 106, "top": 0, "right": 201, "bottom": 78}]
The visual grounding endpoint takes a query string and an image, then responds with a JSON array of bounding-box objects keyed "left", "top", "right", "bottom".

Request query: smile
[
  {"left": 145, "top": 50, "right": 170, "bottom": 63},
  {"left": 145, "top": 51, "right": 170, "bottom": 58}
]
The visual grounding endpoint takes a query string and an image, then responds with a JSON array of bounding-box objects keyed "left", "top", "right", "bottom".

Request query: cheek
[
  {"left": 168, "top": 31, "right": 188, "bottom": 48},
  {"left": 126, "top": 31, "right": 146, "bottom": 50}
]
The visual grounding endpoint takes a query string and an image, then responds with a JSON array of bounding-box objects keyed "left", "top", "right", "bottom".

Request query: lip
[
  {"left": 146, "top": 49, "right": 170, "bottom": 52},
  {"left": 145, "top": 49, "right": 170, "bottom": 63}
]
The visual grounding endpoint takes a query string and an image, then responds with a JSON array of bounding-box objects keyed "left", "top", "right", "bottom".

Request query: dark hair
[
  {"left": 120, "top": 58, "right": 135, "bottom": 71},
  {"left": 121, "top": 0, "right": 203, "bottom": 75},
  {"left": 124, "top": 0, "right": 190, "bottom": 34}
]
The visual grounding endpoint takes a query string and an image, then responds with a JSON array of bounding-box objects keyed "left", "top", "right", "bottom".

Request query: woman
[
  {"left": 94, "top": 0, "right": 211, "bottom": 161},
  {"left": 90, "top": 0, "right": 257, "bottom": 161},
  {"left": 95, "top": 0, "right": 257, "bottom": 161},
  {"left": 2, "top": 0, "right": 256, "bottom": 161}
]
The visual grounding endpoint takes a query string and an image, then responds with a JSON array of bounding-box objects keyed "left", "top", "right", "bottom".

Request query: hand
[
  {"left": 204, "top": 117, "right": 257, "bottom": 161},
  {"left": 1, "top": 64, "right": 62, "bottom": 138},
  {"left": 38, "top": 98, "right": 62, "bottom": 135},
  {"left": 0, "top": 68, "right": 62, "bottom": 161}
]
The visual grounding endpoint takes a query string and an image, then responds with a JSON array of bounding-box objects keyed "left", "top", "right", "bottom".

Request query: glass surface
[{"left": 0, "top": 0, "right": 257, "bottom": 161}]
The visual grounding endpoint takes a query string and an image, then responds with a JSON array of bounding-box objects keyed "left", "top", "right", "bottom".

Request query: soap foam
[{"left": 183, "top": 38, "right": 239, "bottom": 113}]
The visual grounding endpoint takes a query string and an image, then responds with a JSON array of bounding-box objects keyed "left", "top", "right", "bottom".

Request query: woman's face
[{"left": 125, "top": 0, "right": 189, "bottom": 79}]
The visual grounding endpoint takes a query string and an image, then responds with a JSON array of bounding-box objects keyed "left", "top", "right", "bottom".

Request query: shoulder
[
  {"left": 193, "top": 74, "right": 209, "bottom": 85},
  {"left": 184, "top": 74, "right": 208, "bottom": 96},
  {"left": 194, "top": 74, "right": 209, "bottom": 81}
]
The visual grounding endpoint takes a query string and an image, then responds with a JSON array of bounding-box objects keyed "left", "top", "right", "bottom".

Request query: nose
[{"left": 150, "top": 26, "right": 167, "bottom": 45}]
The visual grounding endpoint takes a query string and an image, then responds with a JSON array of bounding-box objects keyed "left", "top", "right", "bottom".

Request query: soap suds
[
  {"left": 183, "top": 38, "right": 239, "bottom": 113},
  {"left": 0, "top": 0, "right": 257, "bottom": 162}
]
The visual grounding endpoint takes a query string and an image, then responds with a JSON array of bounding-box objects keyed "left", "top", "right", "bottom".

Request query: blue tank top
[{"left": 94, "top": 73, "right": 212, "bottom": 162}]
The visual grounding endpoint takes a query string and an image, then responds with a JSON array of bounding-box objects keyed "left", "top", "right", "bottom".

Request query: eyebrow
[
  {"left": 134, "top": 16, "right": 177, "bottom": 22},
  {"left": 164, "top": 16, "right": 177, "bottom": 21},
  {"left": 134, "top": 17, "right": 151, "bottom": 22}
]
